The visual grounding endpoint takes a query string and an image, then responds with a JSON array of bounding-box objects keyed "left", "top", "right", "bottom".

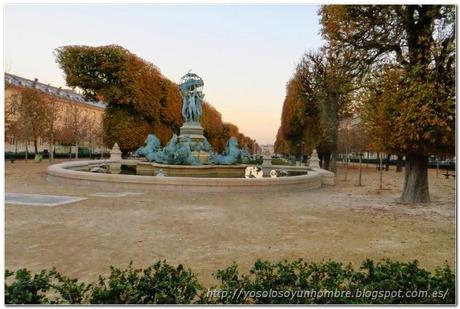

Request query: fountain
[
  {"left": 135, "top": 72, "right": 250, "bottom": 177},
  {"left": 47, "top": 72, "right": 335, "bottom": 193}
]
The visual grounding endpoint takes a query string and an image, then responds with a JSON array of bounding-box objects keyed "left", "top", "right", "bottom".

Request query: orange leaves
[
  {"left": 361, "top": 65, "right": 455, "bottom": 156},
  {"left": 56, "top": 45, "right": 258, "bottom": 152}
]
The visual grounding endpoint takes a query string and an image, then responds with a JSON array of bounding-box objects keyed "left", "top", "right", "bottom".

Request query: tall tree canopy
[
  {"left": 275, "top": 48, "right": 355, "bottom": 170},
  {"left": 13, "top": 88, "right": 55, "bottom": 155},
  {"left": 55, "top": 45, "right": 258, "bottom": 153},
  {"left": 55, "top": 45, "right": 182, "bottom": 151},
  {"left": 321, "top": 5, "right": 455, "bottom": 203}
]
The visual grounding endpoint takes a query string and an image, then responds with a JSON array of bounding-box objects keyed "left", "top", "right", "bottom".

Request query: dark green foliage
[
  {"left": 49, "top": 270, "right": 91, "bottom": 304},
  {"left": 4, "top": 268, "right": 91, "bottom": 304},
  {"left": 5, "top": 259, "right": 455, "bottom": 304},
  {"left": 5, "top": 268, "right": 52, "bottom": 304},
  {"left": 205, "top": 259, "right": 455, "bottom": 304},
  {"left": 89, "top": 261, "right": 201, "bottom": 304}
]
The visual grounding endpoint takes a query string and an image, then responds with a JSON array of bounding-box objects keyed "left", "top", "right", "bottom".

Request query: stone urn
[
  {"left": 109, "top": 143, "right": 122, "bottom": 174},
  {"left": 308, "top": 149, "right": 320, "bottom": 168},
  {"left": 261, "top": 154, "right": 273, "bottom": 177}
]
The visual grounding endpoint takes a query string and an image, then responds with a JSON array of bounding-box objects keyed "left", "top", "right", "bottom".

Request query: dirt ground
[{"left": 5, "top": 159, "right": 456, "bottom": 286}]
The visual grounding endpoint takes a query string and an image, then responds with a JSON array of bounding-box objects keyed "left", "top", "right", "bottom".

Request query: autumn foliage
[
  {"left": 55, "top": 45, "right": 258, "bottom": 153},
  {"left": 276, "top": 5, "right": 454, "bottom": 203},
  {"left": 321, "top": 5, "right": 455, "bottom": 203},
  {"left": 275, "top": 49, "right": 355, "bottom": 171}
]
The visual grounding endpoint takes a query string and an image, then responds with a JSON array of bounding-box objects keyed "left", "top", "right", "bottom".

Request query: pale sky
[{"left": 4, "top": 4, "right": 324, "bottom": 145}]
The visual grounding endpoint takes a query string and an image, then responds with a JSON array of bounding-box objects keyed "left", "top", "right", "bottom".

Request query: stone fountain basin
[
  {"left": 136, "top": 161, "right": 248, "bottom": 177},
  {"left": 47, "top": 160, "right": 335, "bottom": 193}
]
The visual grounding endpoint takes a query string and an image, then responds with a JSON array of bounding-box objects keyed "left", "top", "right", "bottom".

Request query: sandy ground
[{"left": 5, "top": 159, "right": 456, "bottom": 286}]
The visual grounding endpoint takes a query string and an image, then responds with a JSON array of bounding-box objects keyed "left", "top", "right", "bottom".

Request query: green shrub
[
  {"left": 271, "top": 157, "right": 294, "bottom": 166},
  {"left": 206, "top": 259, "right": 455, "bottom": 304},
  {"left": 5, "top": 269, "right": 53, "bottom": 304},
  {"left": 89, "top": 261, "right": 202, "bottom": 304},
  {"left": 5, "top": 259, "right": 455, "bottom": 304},
  {"left": 49, "top": 270, "right": 91, "bottom": 304}
]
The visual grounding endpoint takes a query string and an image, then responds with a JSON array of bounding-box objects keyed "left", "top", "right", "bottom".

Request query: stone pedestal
[
  {"left": 179, "top": 122, "right": 209, "bottom": 163},
  {"left": 179, "top": 122, "right": 205, "bottom": 144},
  {"left": 308, "top": 149, "right": 320, "bottom": 168},
  {"left": 261, "top": 155, "right": 273, "bottom": 177}
]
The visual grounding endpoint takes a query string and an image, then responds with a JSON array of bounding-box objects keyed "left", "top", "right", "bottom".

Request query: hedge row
[
  {"left": 5, "top": 259, "right": 455, "bottom": 304},
  {"left": 5, "top": 151, "right": 110, "bottom": 160}
]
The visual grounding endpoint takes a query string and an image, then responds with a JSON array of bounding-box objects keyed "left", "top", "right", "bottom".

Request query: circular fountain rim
[
  {"left": 137, "top": 161, "right": 250, "bottom": 170},
  {"left": 47, "top": 159, "right": 334, "bottom": 192}
]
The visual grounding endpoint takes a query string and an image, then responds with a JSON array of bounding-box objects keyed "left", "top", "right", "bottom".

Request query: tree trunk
[
  {"left": 358, "top": 154, "right": 362, "bottom": 186},
  {"left": 323, "top": 152, "right": 331, "bottom": 170},
  {"left": 329, "top": 151, "right": 337, "bottom": 173},
  {"left": 49, "top": 140, "right": 54, "bottom": 163},
  {"left": 344, "top": 151, "right": 348, "bottom": 181},
  {"left": 75, "top": 144, "right": 79, "bottom": 159},
  {"left": 379, "top": 153, "right": 383, "bottom": 190},
  {"left": 396, "top": 155, "right": 404, "bottom": 172},
  {"left": 25, "top": 142, "right": 29, "bottom": 162},
  {"left": 14, "top": 139, "right": 18, "bottom": 161},
  {"left": 34, "top": 139, "right": 38, "bottom": 155},
  {"left": 318, "top": 152, "right": 324, "bottom": 168},
  {"left": 401, "top": 152, "right": 430, "bottom": 203},
  {"left": 436, "top": 159, "right": 439, "bottom": 178},
  {"left": 385, "top": 154, "right": 391, "bottom": 171}
]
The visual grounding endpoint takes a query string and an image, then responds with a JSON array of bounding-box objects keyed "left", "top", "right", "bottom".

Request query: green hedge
[
  {"left": 5, "top": 259, "right": 454, "bottom": 304},
  {"left": 5, "top": 150, "right": 110, "bottom": 160}
]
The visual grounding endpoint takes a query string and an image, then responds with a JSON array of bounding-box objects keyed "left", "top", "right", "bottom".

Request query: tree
[
  {"left": 57, "top": 103, "right": 89, "bottom": 159},
  {"left": 339, "top": 119, "right": 372, "bottom": 185},
  {"left": 320, "top": 5, "right": 455, "bottom": 203},
  {"left": 276, "top": 63, "right": 321, "bottom": 161},
  {"left": 201, "top": 102, "right": 225, "bottom": 152},
  {"left": 55, "top": 45, "right": 181, "bottom": 152},
  {"left": 5, "top": 88, "right": 22, "bottom": 157},
  {"left": 42, "top": 95, "right": 61, "bottom": 162},
  {"left": 5, "top": 87, "right": 18, "bottom": 134},
  {"left": 274, "top": 128, "right": 288, "bottom": 155},
  {"left": 87, "top": 116, "right": 104, "bottom": 158},
  {"left": 15, "top": 88, "right": 51, "bottom": 157},
  {"left": 275, "top": 48, "right": 356, "bottom": 170},
  {"left": 55, "top": 45, "right": 257, "bottom": 154}
]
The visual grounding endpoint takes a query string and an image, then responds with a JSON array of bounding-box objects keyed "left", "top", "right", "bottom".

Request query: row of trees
[
  {"left": 201, "top": 102, "right": 260, "bottom": 153},
  {"left": 275, "top": 5, "right": 455, "bottom": 203},
  {"left": 55, "top": 45, "right": 259, "bottom": 155},
  {"left": 5, "top": 85, "right": 103, "bottom": 161}
]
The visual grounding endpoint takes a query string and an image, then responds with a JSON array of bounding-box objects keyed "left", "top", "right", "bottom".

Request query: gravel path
[{"left": 5, "top": 160, "right": 455, "bottom": 286}]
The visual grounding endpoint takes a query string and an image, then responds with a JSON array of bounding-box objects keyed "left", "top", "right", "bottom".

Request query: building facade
[{"left": 4, "top": 73, "right": 106, "bottom": 155}]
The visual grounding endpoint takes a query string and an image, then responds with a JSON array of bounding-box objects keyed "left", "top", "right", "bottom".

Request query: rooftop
[{"left": 5, "top": 73, "right": 106, "bottom": 109}]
